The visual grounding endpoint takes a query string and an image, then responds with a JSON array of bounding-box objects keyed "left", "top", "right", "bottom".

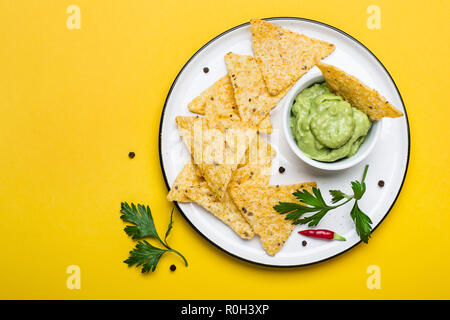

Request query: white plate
[{"left": 159, "top": 18, "right": 410, "bottom": 267}]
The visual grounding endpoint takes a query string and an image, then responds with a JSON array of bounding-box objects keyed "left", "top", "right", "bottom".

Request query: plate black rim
[{"left": 158, "top": 17, "right": 411, "bottom": 268}]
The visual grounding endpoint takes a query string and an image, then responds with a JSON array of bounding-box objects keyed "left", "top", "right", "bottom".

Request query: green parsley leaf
[
  {"left": 120, "top": 202, "right": 159, "bottom": 240},
  {"left": 274, "top": 202, "right": 319, "bottom": 221},
  {"left": 329, "top": 190, "right": 348, "bottom": 203},
  {"left": 121, "top": 202, "right": 187, "bottom": 273},
  {"left": 351, "top": 164, "right": 369, "bottom": 200},
  {"left": 350, "top": 201, "right": 372, "bottom": 243},
  {"left": 124, "top": 240, "right": 166, "bottom": 273},
  {"left": 276, "top": 188, "right": 335, "bottom": 227},
  {"left": 294, "top": 209, "right": 329, "bottom": 227},
  {"left": 274, "top": 164, "right": 374, "bottom": 243},
  {"left": 351, "top": 181, "right": 366, "bottom": 200},
  {"left": 293, "top": 187, "right": 327, "bottom": 208}
]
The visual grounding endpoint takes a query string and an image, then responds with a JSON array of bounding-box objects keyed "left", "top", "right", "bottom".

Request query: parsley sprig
[
  {"left": 120, "top": 202, "right": 188, "bottom": 273},
  {"left": 274, "top": 164, "right": 373, "bottom": 243}
]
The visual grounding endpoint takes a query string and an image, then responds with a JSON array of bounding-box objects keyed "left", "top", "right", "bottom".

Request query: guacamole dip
[{"left": 290, "top": 82, "right": 371, "bottom": 162}]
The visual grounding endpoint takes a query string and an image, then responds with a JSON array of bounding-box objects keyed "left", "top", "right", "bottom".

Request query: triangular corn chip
[
  {"left": 231, "top": 135, "right": 276, "bottom": 188},
  {"left": 167, "top": 162, "right": 203, "bottom": 202},
  {"left": 224, "top": 52, "right": 291, "bottom": 127},
  {"left": 229, "top": 182, "right": 316, "bottom": 256},
  {"left": 186, "top": 186, "right": 254, "bottom": 239},
  {"left": 167, "top": 162, "right": 254, "bottom": 239},
  {"left": 204, "top": 98, "right": 272, "bottom": 134},
  {"left": 204, "top": 98, "right": 244, "bottom": 133},
  {"left": 188, "top": 75, "right": 230, "bottom": 115},
  {"left": 250, "top": 18, "right": 335, "bottom": 95},
  {"left": 176, "top": 116, "right": 256, "bottom": 200},
  {"left": 188, "top": 75, "right": 273, "bottom": 133},
  {"left": 316, "top": 61, "right": 403, "bottom": 120},
  {"left": 188, "top": 76, "right": 232, "bottom": 115}
]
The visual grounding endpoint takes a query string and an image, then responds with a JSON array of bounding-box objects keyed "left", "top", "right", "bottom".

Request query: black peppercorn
[
  {"left": 170, "top": 264, "right": 176, "bottom": 272},
  {"left": 128, "top": 152, "right": 135, "bottom": 159}
]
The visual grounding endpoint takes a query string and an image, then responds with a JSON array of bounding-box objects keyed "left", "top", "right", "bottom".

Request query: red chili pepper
[{"left": 298, "top": 229, "right": 346, "bottom": 241}]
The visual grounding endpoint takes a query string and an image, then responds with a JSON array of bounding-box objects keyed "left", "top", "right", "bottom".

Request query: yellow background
[{"left": 0, "top": 0, "right": 449, "bottom": 299}]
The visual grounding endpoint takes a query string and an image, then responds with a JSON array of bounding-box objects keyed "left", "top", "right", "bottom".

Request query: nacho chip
[
  {"left": 204, "top": 98, "right": 272, "bottom": 134},
  {"left": 167, "top": 162, "right": 203, "bottom": 202},
  {"left": 229, "top": 182, "right": 317, "bottom": 256},
  {"left": 204, "top": 98, "right": 242, "bottom": 133},
  {"left": 257, "top": 115, "right": 273, "bottom": 134},
  {"left": 167, "top": 162, "right": 254, "bottom": 239},
  {"left": 176, "top": 116, "right": 255, "bottom": 200},
  {"left": 316, "top": 61, "right": 403, "bottom": 120},
  {"left": 186, "top": 187, "right": 254, "bottom": 239},
  {"left": 224, "top": 52, "right": 291, "bottom": 127},
  {"left": 187, "top": 76, "right": 230, "bottom": 115},
  {"left": 176, "top": 116, "right": 256, "bottom": 165},
  {"left": 245, "top": 134, "right": 276, "bottom": 167},
  {"left": 250, "top": 18, "right": 335, "bottom": 96},
  {"left": 176, "top": 116, "right": 235, "bottom": 200},
  {"left": 188, "top": 75, "right": 273, "bottom": 133},
  {"left": 231, "top": 135, "right": 276, "bottom": 188},
  {"left": 175, "top": 116, "right": 198, "bottom": 156}
]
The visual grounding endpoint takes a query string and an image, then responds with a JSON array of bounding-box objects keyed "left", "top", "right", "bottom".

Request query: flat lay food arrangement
[
  {"left": 159, "top": 17, "right": 408, "bottom": 267},
  {"left": 4, "top": 1, "right": 449, "bottom": 302}
]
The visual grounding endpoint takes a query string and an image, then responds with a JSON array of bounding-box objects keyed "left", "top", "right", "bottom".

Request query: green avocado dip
[{"left": 290, "top": 82, "right": 372, "bottom": 162}]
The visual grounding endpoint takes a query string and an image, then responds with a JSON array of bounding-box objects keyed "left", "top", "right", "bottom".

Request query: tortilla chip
[
  {"left": 175, "top": 116, "right": 197, "bottom": 156},
  {"left": 167, "top": 162, "right": 203, "bottom": 202},
  {"left": 167, "top": 162, "right": 254, "bottom": 239},
  {"left": 189, "top": 75, "right": 273, "bottom": 133},
  {"left": 176, "top": 116, "right": 235, "bottom": 200},
  {"left": 257, "top": 115, "right": 273, "bottom": 134},
  {"left": 250, "top": 18, "right": 335, "bottom": 96},
  {"left": 204, "top": 98, "right": 242, "bottom": 132},
  {"left": 187, "top": 76, "right": 230, "bottom": 115},
  {"left": 245, "top": 134, "right": 276, "bottom": 167},
  {"left": 204, "top": 99, "right": 272, "bottom": 134},
  {"left": 229, "top": 182, "right": 317, "bottom": 256},
  {"left": 316, "top": 61, "right": 403, "bottom": 120},
  {"left": 186, "top": 187, "right": 254, "bottom": 239},
  {"left": 224, "top": 52, "right": 291, "bottom": 127},
  {"left": 176, "top": 116, "right": 256, "bottom": 164},
  {"left": 231, "top": 135, "right": 276, "bottom": 188},
  {"left": 176, "top": 116, "right": 255, "bottom": 200}
]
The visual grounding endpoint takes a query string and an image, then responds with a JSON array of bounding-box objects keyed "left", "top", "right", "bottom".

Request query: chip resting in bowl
[{"left": 316, "top": 61, "right": 403, "bottom": 120}]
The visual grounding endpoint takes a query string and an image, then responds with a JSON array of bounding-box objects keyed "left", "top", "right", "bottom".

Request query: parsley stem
[
  {"left": 361, "top": 164, "right": 369, "bottom": 183},
  {"left": 158, "top": 237, "right": 188, "bottom": 267},
  {"left": 167, "top": 249, "right": 188, "bottom": 266},
  {"left": 329, "top": 196, "right": 354, "bottom": 209},
  {"left": 158, "top": 237, "right": 171, "bottom": 250}
]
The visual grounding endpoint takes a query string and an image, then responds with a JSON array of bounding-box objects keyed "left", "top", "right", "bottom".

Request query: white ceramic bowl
[{"left": 282, "top": 70, "right": 382, "bottom": 171}]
